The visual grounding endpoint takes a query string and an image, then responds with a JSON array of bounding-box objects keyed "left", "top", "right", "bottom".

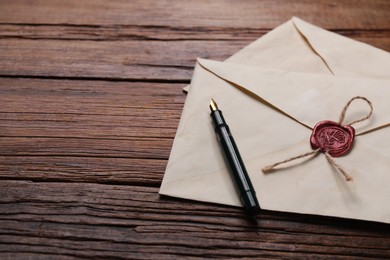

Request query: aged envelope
[{"left": 160, "top": 17, "right": 390, "bottom": 223}]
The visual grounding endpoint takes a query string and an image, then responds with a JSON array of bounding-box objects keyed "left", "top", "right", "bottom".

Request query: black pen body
[{"left": 210, "top": 109, "right": 261, "bottom": 215}]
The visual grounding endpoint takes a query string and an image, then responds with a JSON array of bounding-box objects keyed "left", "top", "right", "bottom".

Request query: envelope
[{"left": 159, "top": 17, "right": 390, "bottom": 223}]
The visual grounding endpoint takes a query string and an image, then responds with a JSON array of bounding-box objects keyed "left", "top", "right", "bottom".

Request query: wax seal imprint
[{"left": 310, "top": 120, "right": 355, "bottom": 157}]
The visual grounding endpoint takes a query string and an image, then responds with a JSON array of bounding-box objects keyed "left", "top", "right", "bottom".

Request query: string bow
[{"left": 262, "top": 96, "right": 373, "bottom": 181}]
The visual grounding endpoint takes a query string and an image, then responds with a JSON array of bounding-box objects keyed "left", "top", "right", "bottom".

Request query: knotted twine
[{"left": 262, "top": 96, "right": 373, "bottom": 181}]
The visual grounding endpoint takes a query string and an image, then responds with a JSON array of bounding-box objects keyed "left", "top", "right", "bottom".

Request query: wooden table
[{"left": 0, "top": 1, "right": 389, "bottom": 258}]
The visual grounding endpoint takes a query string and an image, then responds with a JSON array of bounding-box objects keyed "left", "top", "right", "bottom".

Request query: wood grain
[
  {"left": 0, "top": 78, "right": 184, "bottom": 138},
  {"left": 1, "top": 181, "right": 389, "bottom": 259},
  {"left": 0, "top": 78, "right": 180, "bottom": 184},
  {"left": 0, "top": 38, "right": 244, "bottom": 81},
  {"left": 0, "top": 156, "right": 166, "bottom": 186},
  {"left": 1, "top": 0, "right": 389, "bottom": 30}
]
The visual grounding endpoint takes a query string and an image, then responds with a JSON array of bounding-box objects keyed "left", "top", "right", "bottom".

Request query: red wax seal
[{"left": 310, "top": 120, "right": 355, "bottom": 157}]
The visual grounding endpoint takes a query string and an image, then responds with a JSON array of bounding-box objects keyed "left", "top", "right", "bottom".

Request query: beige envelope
[{"left": 160, "top": 17, "right": 390, "bottom": 223}]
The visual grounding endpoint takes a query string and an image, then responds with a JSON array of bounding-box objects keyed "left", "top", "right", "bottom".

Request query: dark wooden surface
[{"left": 0, "top": 1, "right": 389, "bottom": 259}]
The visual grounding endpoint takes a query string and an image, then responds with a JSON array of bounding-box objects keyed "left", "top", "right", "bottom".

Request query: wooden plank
[
  {"left": 0, "top": 0, "right": 389, "bottom": 30},
  {"left": 0, "top": 24, "right": 269, "bottom": 41},
  {"left": 0, "top": 181, "right": 389, "bottom": 258},
  {"left": 0, "top": 156, "right": 166, "bottom": 186},
  {"left": 0, "top": 137, "right": 172, "bottom": 159},
  {"left": 0, "top": 38, "right": 245, "bottom": 80},
  {"left": 0, "top": 78, "right": 179, "bottom": 184},
  {"left": 0, "top": 76, "right": 181, "bottom": 186},
  {"left": 0, "top": 78, "right": 184, "bottom": 139}
]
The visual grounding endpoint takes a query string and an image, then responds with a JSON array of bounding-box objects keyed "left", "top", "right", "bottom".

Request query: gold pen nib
[{"left": 210, "top": 99, "right": 219, "bottom": 111}]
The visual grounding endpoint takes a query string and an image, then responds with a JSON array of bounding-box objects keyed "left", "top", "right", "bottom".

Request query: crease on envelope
[
  {"left": 225, "top": 18, "right": 333, "bottom": 74},
  {"left": 291, "top": 20, "right": 334, "bottom": 75},
  {"left": 291, "top": 17, "right": 390, "bottom": 78},
  {"left": 195, "top": 63, "right": 314, "bottom": 131},
  {"left": 228, "top": 16, "right": 390, "bottom": 79},
  {"left": 197, "top": 58, "right": 390, "bottom": 134}
]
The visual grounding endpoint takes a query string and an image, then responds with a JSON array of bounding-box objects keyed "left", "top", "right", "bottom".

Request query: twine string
[
  {"left": 324, "top": 153, "right": 353, "bottom": 181},
  {"left": 262, "top": 149, "right": 321, "bottom": 173},
  {"left": 261, "top": 96, "right": 374, "bottom": 181},
  {"left": 338, "top": 96, "right": 373, "bottom": 126}
]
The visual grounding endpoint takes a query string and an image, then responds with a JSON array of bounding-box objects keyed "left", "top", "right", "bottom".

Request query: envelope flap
[
  {"left": 292, "top": 17, "right": 390, "bottom": 79},
  {"left": 198, "top": 58, "right": 390, "bottom": 134}
]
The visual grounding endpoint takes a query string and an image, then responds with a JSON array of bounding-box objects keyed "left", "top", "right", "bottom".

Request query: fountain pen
[{"left": 210, "top": 99, "right": 261, "bottom": 215}]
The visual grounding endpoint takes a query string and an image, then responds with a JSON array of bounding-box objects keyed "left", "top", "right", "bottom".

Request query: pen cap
[{"left": 242, "top": 191, "right": 261, "bottom": 215}]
